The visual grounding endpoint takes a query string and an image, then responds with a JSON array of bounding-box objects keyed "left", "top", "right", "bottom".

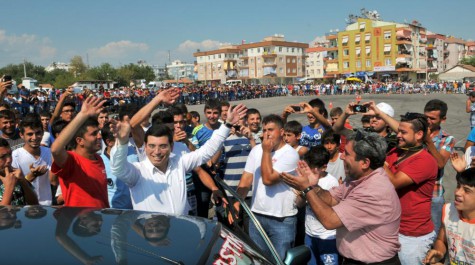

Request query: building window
[
  {"left": 356, "top": 60, "right": 361, "bottom": 68},
  {"left": 287, "top": 58, "right": 290, "bottom": 63},
  {"left": 365, "top": 33, "right": 371, "bottom": 43},
  {"left": 366, "top": 46, "right": 371, "bottom": 55},
  {"left": 355, "top": 34, "right": 361, "bottom": 44},
  {"left": 292, "top": 68, "right": 296, "bottom": 73},
  {"left": 344, "top": 49, "right": 349, "bottom": 56},
  {"left": 279, "top": 47, "right": 282, "bottom": 52},
  {"left": 384, "top": 44, "right": 392, "bottom": 53},
  {"left": 257, "top": 58, "right": 261, "bottom": 63},
  {"left": 280, "top": 57, "right": 284, "bottom": 63},
  {"left": 366, "top": 59, "right": 371, "bottom": 67},
  {"left": 292, "top": 58, "right": 296, "bottom": 63},
  {"left": 342, "top": 36, "right": 349, "bottom": 45},
  {"left": 343, "top": 61, "right": 349, "bottom": 68},
  {"left": 287, "top": 68, "right": 290, "bottom": 73},
  {"left": 280, "top": 67, "right": 283, "bottom": 73},
  {"left": 359, "top": 22, "right": 366, "bottom": 30},
  {"left": 385, "top": 58, "right": 392, "bottom": 66},
  {"left": 292, "top": 48, "right": 295, "bottom": 52},
  {"left": 317, "top": 69, "right": 321, "bottom": 75},
  {"left": 356, "top": 47, "right": 361, "bottom": 57},
  {"left": 384, "top": 31, "right": 391, "bottom": 40}
]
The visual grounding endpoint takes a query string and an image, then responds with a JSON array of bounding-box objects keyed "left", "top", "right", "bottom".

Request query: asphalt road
[{"left": 186, "top": 92, "right": 470, "bottom": 202}]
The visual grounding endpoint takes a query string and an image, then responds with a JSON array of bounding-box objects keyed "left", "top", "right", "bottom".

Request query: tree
[
  {"left": 0, "top": 61, "right": 47, "bottom": 85},
  {"left": 461, "top": 56, "right": 475, "bottom": 67},
  {"left": 69, "top": 56, "right": 88, "bottom": 78},
  {"left": 86, "top": 63, "right": 118, "bottom": 81}
]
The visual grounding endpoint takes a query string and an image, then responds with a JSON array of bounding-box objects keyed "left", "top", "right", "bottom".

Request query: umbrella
[{"left": 346, "top": 77, "right": 362, "bottom": 82}]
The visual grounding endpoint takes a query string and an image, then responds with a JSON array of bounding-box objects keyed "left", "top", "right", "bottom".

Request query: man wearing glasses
[
  {"left": 369, "top": 103, "right": 438, "bottom": 265},
  {"left": 281, "top": 129, "right": 401, "bottom": 265}
]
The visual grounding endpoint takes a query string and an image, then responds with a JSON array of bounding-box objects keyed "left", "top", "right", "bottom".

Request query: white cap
[{"left": 376, "top": 102, "right": 394, "bottom": 117}]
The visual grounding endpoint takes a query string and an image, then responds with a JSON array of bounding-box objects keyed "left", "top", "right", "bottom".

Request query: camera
[
  {"left": 2, "top": 75, "right": 12, "bottom": 89},
  {"left": 291, "top": 106, "right": 301, "bottom": 112},
  {"left": 352, "top": 105, "right": 368, "bottom": 113}
]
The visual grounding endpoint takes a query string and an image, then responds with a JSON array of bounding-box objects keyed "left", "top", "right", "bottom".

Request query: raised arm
[
  {"left": 110, "top": 118, "right": 140, "bottom": 187},
  {"left": 332, "top": 102, "right": 357, "bottom": 136},
  {"left": 129, "top": 88, "right": 179, "bottom": 148},
  {"left": 50, "top": 91, "right": 73, "bottom": 126},
  {"left": 366, "top": 101, "right": 399, "bottom": 132},
  {"left": 51, "top": 97, "right": 105, "bottom": 168}
]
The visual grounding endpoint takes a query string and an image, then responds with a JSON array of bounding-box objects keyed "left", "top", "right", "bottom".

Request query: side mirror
[{"left": 283, "top": 245, "right": 311, "bottom": 265}]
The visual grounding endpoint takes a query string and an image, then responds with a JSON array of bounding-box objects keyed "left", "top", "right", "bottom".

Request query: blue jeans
[
  {"left": 398, "top": 231, "right": 435, "bottom": 265},
  {"left": 431, "top": 196, "right": 445, "bottom": 236},
  {"left": 305, "top": 235, "right": 338, "bottom": 265},
  {"left": 249, "top": 213, "right": 297, "bottom": 260}
]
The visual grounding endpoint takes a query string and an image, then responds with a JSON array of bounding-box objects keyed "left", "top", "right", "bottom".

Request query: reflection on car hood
[{"left": 0, "top": 206, "right": 272, "bottom": 265}]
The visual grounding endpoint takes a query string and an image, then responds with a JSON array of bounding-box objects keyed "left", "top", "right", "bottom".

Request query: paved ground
[{"left": 186, "top": 93, "right": 470, "bottom": 202}]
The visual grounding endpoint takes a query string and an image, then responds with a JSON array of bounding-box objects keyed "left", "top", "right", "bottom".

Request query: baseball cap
[{"left": 376, "top": 102, "right": 394, "bottom": 117}]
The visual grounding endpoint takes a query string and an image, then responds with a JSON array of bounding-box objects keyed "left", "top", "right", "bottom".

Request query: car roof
[{"left": 0, "top": 206, "right": 272, "bottom": 265}]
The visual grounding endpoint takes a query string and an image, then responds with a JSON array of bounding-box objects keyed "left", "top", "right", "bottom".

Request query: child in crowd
[
  {"left": 295, "top": 146, "right": 339, "bottom": 265},
  {"left": 283, "top": 120, "right": 308, "bottom": 158},
  {"left": 424, "top": 167, "right": 475, "bottom": 265}
]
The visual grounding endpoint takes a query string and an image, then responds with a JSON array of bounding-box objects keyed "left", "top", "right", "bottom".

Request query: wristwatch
[
  {"left": 300, "top": 186, "right": 314, "bottom": 198},
  {"left": 224, "top": 122, "right": 233, "bottom": 129}
]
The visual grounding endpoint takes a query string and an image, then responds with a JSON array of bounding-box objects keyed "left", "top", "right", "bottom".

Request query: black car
[{"left": 0, "top": 178, "right": 309, "bottom": 265}]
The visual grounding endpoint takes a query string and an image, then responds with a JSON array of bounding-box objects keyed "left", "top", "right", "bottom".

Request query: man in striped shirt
[{"left": 423, "top": 99, "right": 455, "bottom": 235}]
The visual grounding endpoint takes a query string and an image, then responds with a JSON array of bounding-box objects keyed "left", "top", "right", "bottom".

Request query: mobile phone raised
[
  {"left": 352, "top": 105, "right": 368, "bottom": 113},
  {"left": 291, "top": 106, "right": 301, "bottom": 112}
]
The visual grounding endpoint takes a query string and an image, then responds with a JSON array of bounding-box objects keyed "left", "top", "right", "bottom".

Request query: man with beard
[
  {"left": 12, "top": 115, "right": 52, "bottom": 206},
  {"left": 0, "top": 110, "right": 24, "bottom": 151},
  {"left": 51, "top": 97, "right": 109, "bottom": 208},
  {"left": 281, "top": 129, "right": 401, "bottom": 265},
  {"left": 370, "top": 104, "right": 438, "bottom": 265},
  {"left": 333, "top": 102, "right": 397, "bottom": 153}
]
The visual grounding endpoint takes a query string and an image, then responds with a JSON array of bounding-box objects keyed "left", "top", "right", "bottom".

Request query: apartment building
[
  {"left": 237, "top": 35, "right": 308, "bottom": 84},
  {"left": 426, "top": 33, "right": 446, "bottom": 74},
  {"left": 193, "top": 36, "right": 308, "bottom": 84},
  {"left": 305, "top": 46, "right": 326, "bottom": 80},
  {"left": 193, "top": 45, "right": 240, "bottom": 84},
  {"left": 166, "top": 60, "right": 196, "bottom": 81},
  {"left": 444, "top": 37, "right": 467, "bottom": 70},
  {"left": 323, "top": 33, "right": 339, "bottom": 79},
  {"left": 466, "top": 41, "right": 475, "bottom": 58}
]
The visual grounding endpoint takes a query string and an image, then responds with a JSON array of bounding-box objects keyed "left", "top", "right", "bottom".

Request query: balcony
[
  {"left": 326, "top": 34, "right": 337, "bottom": 40},
  {"left": 426, "top": 45, "right": 435, "bottom": 50},
  {"left": 396, "top": 40, "right": 412, "bottom": 45},
  {"left": 262, "top": 52, "right": 277, "bottom": 58},
  {"left": 326, "top": 46, "right": 338, "bottom": 51}
]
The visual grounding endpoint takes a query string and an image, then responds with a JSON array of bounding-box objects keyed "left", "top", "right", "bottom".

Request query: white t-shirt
[
  {"left": 41, "top": 131, "right": 51, "bottom": 147},
  {"left": 305, "top": 173, "right": 339, "bottom": 238},
  {"left": 12, "top": 146, "right": 53, "bottom": 205},
  {"left": 327, "top": 153, "right": 346, "bottom": 181},
  {"left": 245, "top": 144, "right": 299, "bottom": 217}
]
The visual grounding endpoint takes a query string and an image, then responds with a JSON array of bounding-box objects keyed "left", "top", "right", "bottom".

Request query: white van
[{"left": 225, "top": 80, "right": 242, "bottom": 86}]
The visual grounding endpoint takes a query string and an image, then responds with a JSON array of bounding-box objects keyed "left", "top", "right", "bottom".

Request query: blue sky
[{"left": 1, "top": 0, "right": 473, "bottom": 68}]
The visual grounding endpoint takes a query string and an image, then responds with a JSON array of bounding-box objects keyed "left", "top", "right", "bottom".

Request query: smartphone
[
  {"left": 291, "top": 106, "right": 301, "bottom": 112},
  {"left": 232, "top": 125, "right": 241, "bottom": 131},
  {"left": 2, "top": 75, "right": 12, "bottom": 89},
  {"left": 352, "top": 105, "right": 368, "bottom": 113}
]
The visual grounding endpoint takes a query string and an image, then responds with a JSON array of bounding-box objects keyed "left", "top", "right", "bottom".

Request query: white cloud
[
  {"left": 0, "top": 29, "right": 57, "bottom": 65},
  {"left": 152, "top": 39, "right": 230, "bottom": 65},
  {"left": 89, "top": 40, "right": 149, "bottom": 59}
]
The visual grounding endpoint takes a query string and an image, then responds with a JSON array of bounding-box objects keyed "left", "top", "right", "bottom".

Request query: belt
[{"left": 342, "top": 255, "right": 400, "bottom": 265}]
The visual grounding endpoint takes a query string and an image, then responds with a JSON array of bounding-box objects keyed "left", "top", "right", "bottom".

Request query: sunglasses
[
  {"left": 354, "top": 129, "right": 378, "bottom": 150},
  {"left": 401, "top": 112, "right": 427, "bottom": 132}
]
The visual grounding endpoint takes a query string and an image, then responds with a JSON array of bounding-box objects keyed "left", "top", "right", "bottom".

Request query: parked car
[{"left": 0, "top": 178, "right": 310, "bottom": 265}]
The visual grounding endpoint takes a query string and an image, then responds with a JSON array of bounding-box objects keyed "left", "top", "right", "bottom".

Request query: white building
[
  {"left": 166, "top": 60, "right": 195, "bottom": 81},
  {"left": 45, "top": 62, "right": 70, "bottom": 72}
]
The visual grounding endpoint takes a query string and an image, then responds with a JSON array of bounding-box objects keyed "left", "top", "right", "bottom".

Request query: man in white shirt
[
  {"left": 231, "top": 114, "right": 300, "bottom": 260},
  {"left": 12, "top": 114, "right": 52, "bottom": 205},
  {"left": 110, "top": 101, "right": 247, "bottom": 215}
]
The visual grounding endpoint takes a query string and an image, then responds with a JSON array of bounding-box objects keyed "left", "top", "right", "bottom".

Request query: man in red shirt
[
  {"left": 370, "top": 104, "right": 437, "bottom": 265},
  {"left": 51, "top": 96, "right": 109, "bottom": 208}
]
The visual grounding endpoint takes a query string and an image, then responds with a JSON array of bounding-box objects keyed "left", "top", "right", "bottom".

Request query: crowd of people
[{"left": 0, "top": 77, "right": 474, "bottom": 265}]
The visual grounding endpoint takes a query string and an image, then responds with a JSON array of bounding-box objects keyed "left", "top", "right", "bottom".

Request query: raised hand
[
  {"left": 450, "top": 152, "right": 467, "bottom": 173},
  {"left": 111, "top": 116, "right": 131, "bottom": 145},
  {"left": 157, "top": 88, "right": 180, "bottom": 105},
  {"left": 80, "top": 96, "right": 106, "bottom": 117},
  {"left": 226, "top": 104, "right": 247, "bottom": 125}
]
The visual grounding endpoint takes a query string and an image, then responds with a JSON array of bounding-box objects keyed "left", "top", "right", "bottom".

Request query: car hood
[{"left": 0, "top": 206, "right": 272, "bottom": 265}]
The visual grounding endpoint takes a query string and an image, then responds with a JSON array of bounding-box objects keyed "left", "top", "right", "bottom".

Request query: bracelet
[
  {"left": 300, "top": 186, "right": 314, "bottom": 198},
  {"left": 224, "top": 122, "right": 233, "bottom": 129}
]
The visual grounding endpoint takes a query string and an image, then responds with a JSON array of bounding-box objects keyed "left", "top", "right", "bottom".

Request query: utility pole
[{"left": 23, "top": 59, "right": 27, "bottom": 78}]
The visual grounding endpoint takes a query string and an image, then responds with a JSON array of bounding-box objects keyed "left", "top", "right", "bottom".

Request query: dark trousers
[{"left": 342, "top": 255, "right": 401, "bottom": 265}]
